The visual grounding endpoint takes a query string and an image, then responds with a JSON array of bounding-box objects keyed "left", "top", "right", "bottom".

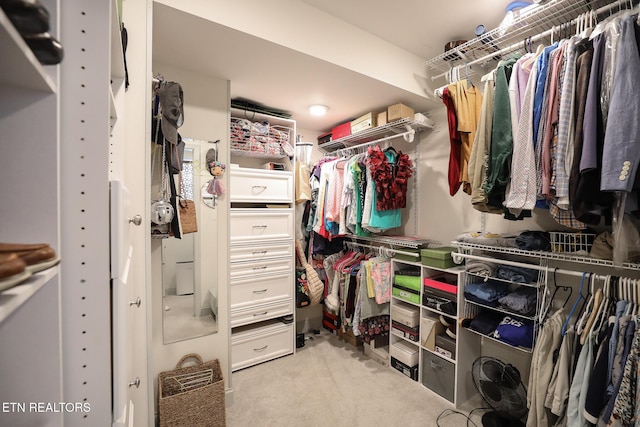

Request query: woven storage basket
[{"left": 158, "top": 354, "right": 225, "bottom": 427}]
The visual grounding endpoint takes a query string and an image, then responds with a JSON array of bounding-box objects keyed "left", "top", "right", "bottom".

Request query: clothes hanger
[
  {"left": 574, "top": 273, "right": 594, "bottom": 335},
  {"left": 580, "top": 275, "right": 606, "bottom": 345},
  {"left": 562, "top": 272, "right": 589, "bottom": 335}
]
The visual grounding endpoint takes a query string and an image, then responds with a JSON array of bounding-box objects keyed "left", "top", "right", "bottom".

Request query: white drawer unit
[
  {"left": 230, "top": 208, "right": 294, "bottom": 243},
  {"left": 231, "top": 320, "right": 294, "bottom": 371},
  {"left": 230, "top": 241, "right": 293, "bottom": 262},
  {"left": 230, "top": 168, "right": 293, "bottom": 203},
  {"left": 229, "top": 257, "right": 293, "bottom": 280},
  {"left": 230, "top": 299, "right": 294, "bottom": 328},
  {"left": 230, "top": 272, "right": 293, "bottom": 309}
]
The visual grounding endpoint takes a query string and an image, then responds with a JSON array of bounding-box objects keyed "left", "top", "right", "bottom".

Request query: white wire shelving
[
  {"left": 318, "top": 117, "right": 434, "bottom": 154},
  {"left": 451, "top": 241, "right": 640, "bottom": 272},
  {"left": 425, "top": 0, "right": 632, "bottom": 81}
]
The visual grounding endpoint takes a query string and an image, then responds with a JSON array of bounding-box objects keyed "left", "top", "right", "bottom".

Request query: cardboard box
[
  {"left": 387, "top": 103, "right": 414, "bottom": 122},
  {"left": 391, "top": 300, "right": 420, "bottom": 327},
  {"left": 377, "top": 111, "right": 387, "bottom": 126},
  {"left": 391, "top": 320, "right": 419, "bottom": 342},
  {"left": 421, "top": 317, "right": 445, "bottom": 350},
  {"left": 317, "top": 132, "right": 332, "bottom": 145},
  {"left": 364, "top": 343, "right": 389, "bottom": 367},
  {"left": 338, "top": 328, "right": 363, "bottom": 347},
  {"left": 391, "top": 356, "right": 419, "bottom": 381},
  {"left": 392, "top": 286, "right": 420, "bottom": 305},
  {"left": 421, "top": 246, "right": 456, "bottom": 269},
  {"left": 331, "top": 122, "right": 352, "bottom": 140},
  {"left": 435, "top": 333, "right": 456, "bottom": 360},
  {"left": 351, "top": 112, "right": 376, "bottom": 134},
  {"left": 390, "top": 340, "right": 419, "bottom": 367}
]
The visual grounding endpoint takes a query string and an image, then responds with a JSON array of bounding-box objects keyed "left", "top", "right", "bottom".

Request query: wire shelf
[
  {"left": 425, "top": 0, "right": 628, "bottom": 80},
  {"left": 349, "top": 234, "right": 435, "bottom": 249},
  {"left": 318, "top": 117, "right": 434, "bottom": 153},
  {"left": 451, "top": 241, "right": 640, "bottom": 271}
]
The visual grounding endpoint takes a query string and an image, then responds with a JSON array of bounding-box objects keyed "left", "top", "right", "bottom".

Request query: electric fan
[{"left": 471, "top": 356, "right": 528, "bottom": 427}]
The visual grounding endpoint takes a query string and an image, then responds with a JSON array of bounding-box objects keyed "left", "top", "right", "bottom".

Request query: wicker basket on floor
[{"left": 158, "top": 353, "right": 225, "bottom": 427}]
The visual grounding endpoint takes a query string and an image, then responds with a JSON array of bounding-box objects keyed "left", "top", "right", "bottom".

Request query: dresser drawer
[
  {"left": 230, "top": 272, "right": 293, "bottom": 309},
  {"left": 230, "top": 257, "right": 293, "bottom": 280},
  {"left": 230, "top": 168, "right": 293, "bottom": 203},
  {"left": 230, "top": 209, "right": 293, "bottom": 243},
  {"left": 230, "top": 299, "right": 293, "bottom": 328},
  {"left": 230, "top": 242, "right": 293, "bottom": 262},
  {"left": 231, "top": 320, "right": 294, "bottom": 371}
]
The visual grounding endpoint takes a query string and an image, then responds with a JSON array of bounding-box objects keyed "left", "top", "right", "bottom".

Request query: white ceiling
[{"left": 153, "top": 1, "right": 516, "bottom": 133}]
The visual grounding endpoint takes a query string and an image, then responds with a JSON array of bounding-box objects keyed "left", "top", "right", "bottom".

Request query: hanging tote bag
[
  {"left": 158, "top": 353, "right": 225, "bottom": 427},
  {"left": 295, "top": 239, "right": 323, "bottom": 306}
]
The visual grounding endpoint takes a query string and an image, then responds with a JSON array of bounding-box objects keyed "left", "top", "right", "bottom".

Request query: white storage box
[
  {"left": 391, "top": 300, "right": 420, "bottom": 328},
  {"left": 390, "top": 340, "right": 419, "bottom": 367}
]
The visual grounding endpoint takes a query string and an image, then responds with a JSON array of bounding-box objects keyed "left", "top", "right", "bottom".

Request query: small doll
[{"left": 206, "top": 160, "right": 226, "bottom": 196}]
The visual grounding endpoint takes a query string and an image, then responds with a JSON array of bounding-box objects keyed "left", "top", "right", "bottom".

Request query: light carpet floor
[{"left": 226, "top": 330, "right": 485, "bottom": 427}]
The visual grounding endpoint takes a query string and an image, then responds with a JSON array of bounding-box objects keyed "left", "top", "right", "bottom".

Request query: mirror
[{"left": 162, "top": 141, "right": 219, "bottom": 343}]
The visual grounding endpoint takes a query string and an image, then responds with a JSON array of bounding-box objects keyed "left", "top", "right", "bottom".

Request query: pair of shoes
[
  {"left": 0, "top": 0, "right": 64, "bottom": 65},
  {"left": 446, "top": 322, "right": 457, "bottom": 339},
  {"left": 0, "top": 253, "right": 31, "bottom": 291},
  {"left": 439, "top": 314, "right": 455, "bottom": 327},
  {"left": 0, "top": 242, "right": 60, "bottom": 274}
]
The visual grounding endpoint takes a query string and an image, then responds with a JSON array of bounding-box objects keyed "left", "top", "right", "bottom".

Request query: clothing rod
[
  {"left": 327, "top": 128, "right": 415, "bottom": 157},
  {"left": 431, "top": 0, "right": 632, "bottom": 81},
  {"left": 453, "top": 251, "right": 615, "bottom": 280},
  {"left": 345, "top": 241, "right": 420, "bottom": 258}
]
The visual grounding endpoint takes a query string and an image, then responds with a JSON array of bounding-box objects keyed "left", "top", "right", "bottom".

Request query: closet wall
[
  {"left": 416, "top": 107, "right": 567, "bottom": 246},
  {"left": 148, "top": 62, "right": 232, "bottom": 402}
]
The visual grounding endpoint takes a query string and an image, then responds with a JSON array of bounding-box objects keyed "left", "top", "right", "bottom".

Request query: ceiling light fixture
[{"left": 309, "top": 104, "right": 328, "bottom": 116}]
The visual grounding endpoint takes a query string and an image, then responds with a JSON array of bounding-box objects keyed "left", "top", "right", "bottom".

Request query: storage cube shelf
[{"left": 390, "top": 258, "right": 479, "bottom": 406}]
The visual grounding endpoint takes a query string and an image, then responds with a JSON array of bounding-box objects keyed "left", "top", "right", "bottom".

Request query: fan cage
[{"left": 471, "top": 357, "right": 528, "bottom": 421}]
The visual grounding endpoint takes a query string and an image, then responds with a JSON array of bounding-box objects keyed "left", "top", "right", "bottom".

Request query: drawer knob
[
  {"left": 253, "top": 266, "right": 267, "bottom": 271},
  {"left": 253, "top": 311, "right": 268, "bottom": 317},
  {"left": 129, "top": 377, "right": 141, "bottom": 388},
  {"left": 252, "top": 250, "right": 268, "bottom": 255},
  {"left": 253, "top": 345, "right": 269, "bottom": 352},
  {"left": 129, "top": 297, "right": 141, "bottom": 308},
  {"left": 252, "top": 185, "right": 267, "bottom": 191},
  {"left": 253, "top": 289, "right": 268, "bottom": 294},
  {"left": 252, "top": 225, "right": 268, "bottom": 229}
]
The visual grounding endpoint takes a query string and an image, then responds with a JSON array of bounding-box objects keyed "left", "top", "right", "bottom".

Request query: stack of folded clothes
[
  {"left": 496, "top": 265, "right": 538, "bottom": 284},
  {"left": 462, "top": 310, "right": 535, "bottom": 349},
  {"left": 498, "top": 287, "right": 537, "bottom": 316},
  {"left": 464, "top": 281, "right": 509, "bottom": 307},
  {"left": 0, "top": 242, "right": 60, "bottom": 291}
]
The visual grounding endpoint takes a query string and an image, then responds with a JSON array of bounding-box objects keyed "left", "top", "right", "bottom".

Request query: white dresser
[{"left": 229, "top": 167, "right": 295, "bottom": 371}]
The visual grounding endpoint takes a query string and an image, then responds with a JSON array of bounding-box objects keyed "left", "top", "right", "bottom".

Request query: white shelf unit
[
  {"left": 389, "top": 259, "right": 479, "bottom": 407},
  {"left": 0, "top": 0, "right": 62, "bottom": 426},
  {"left": 228, "top": 111, "right": 297, "bottom": 371}
]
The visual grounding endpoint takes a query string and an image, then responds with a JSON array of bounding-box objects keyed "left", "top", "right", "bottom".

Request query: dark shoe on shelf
[
  {"left": 22, "top": 32, "right": 64, "bottom": 65},
  {"left": 0, "top": 253, "right": 32, "bottom": 291},
  {"left": 0, "top": 0, "right": 50, "bottom": 34}
]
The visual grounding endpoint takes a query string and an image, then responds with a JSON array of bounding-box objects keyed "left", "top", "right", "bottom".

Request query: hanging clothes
[
  {"left": 448, "top": 80, "right": 483, "bottom": 195},
  {"left": 443, "top": 87, "right": 463, "bottom": 196}
]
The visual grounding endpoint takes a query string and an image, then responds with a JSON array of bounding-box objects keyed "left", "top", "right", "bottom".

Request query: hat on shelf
[{"left": 158, "top": 81, "right": 184, "bottom": 145}]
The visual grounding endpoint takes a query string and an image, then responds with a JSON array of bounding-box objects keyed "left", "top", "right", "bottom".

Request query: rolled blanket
[{"left": 454, "top": 232, "right": 518, "bottom": 248}]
